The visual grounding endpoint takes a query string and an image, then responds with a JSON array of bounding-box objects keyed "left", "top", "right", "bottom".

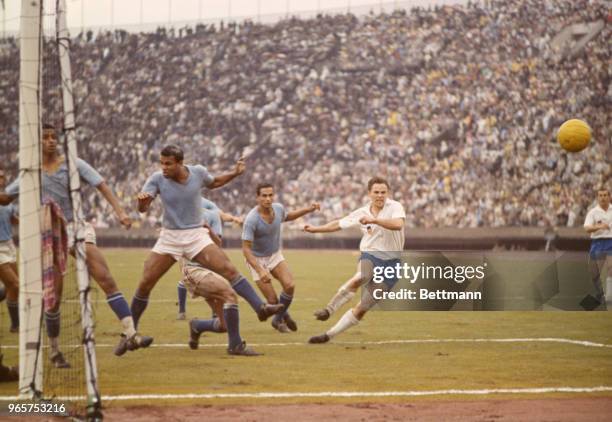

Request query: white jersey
[
  {"left": 584, "top": 205, "right": 612, "bottom": 239},
  {"left": 339, "top": 199, "right": 406, "bottom": 257}
]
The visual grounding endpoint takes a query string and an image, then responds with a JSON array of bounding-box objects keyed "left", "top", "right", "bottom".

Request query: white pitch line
[
  {"left": 1, "top": 338, "right": 611, "bottom": 349},
  {"left": 0, "top": 386, "right": 611, "bottom": 402}
]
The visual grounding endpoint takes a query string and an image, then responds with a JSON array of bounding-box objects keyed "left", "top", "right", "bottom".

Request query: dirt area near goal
[{"left": 101, "top": 397, "right": 612, "bottom": 421}]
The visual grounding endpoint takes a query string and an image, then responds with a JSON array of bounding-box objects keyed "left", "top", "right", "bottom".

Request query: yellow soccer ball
[{"left": 556, "top": 119, "right": 591, "bottom": 153}]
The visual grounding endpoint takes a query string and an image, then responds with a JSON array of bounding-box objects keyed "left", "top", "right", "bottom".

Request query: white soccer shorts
[
  {"left": 245, "top": 250, "right": 285, "bottom": 281},
  {"left": 152, "top": 227, "right": 214, "bottom": 261},
  {"left": 0, "top": 240, "right": 17, "bottom": 266}
]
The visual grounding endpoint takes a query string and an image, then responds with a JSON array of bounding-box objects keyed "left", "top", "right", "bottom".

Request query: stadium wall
[{"left": 94, "top": 227, "right": 590, "bottom": 251}]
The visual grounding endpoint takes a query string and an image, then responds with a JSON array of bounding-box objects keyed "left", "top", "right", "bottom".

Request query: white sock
[
  {"left": 327, "top": 288, "right": 355, "bottom": 315},
  {"left": 326, "top": 309, "right": 359, "bottom": 338},
  {"left": 606, "top": 277, "right": 612, "bottom": 304},
  {"left": 121, "top": 316, "right": 136, "bottom": 337}
]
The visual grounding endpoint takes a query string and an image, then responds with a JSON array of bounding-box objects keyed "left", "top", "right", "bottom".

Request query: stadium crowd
[{"left": 0, "top": 0, "right": 609, "bottom": 229}]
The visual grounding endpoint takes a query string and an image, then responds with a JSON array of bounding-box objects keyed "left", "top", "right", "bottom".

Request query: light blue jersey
[
  {"left": 201, "top": 197, "right": 219, "bottom": 212},
  {"left": 6, "top": 158, "right": 104, "bottom": 222},
  {"left": 0, "top": 204, "right": 16, "bottom": 242},
  {"left": 203, "top": 208, "right": 223, "bottom": 237},
  {"left": 242, "top": 203, "right": 286, "bottom": 257},
  {"left": 142, "top": 165, "right": 214, "bottom": 230}
]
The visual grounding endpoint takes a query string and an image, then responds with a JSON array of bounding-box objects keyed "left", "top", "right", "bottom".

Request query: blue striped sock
[
  {"left": 230, "top": 276, "right": 264, "bottom": 314},
  {"left": 273, "top": 292, "right": 293, "bottom": 324},
  {"left": 106, "top": 292, "right": 132, "bottom": 320},
  {"left": 223, "top": 304, "right": 242, "bottom": 350},
  {"left": 177, "top": 281, "right": 187, "bottom": 313},
  {"left": 192, "top": 318, "right": 222, "bottom": 333}
]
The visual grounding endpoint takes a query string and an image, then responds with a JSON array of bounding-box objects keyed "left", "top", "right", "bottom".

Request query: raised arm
[
  {"left": 207, "top": 157, "right": 245, "bottom": 189},
  {"left": 285, "top": 203, "right": 320, "bottom": 222},
  {"left": 97, "top": 182, "right": 132, "bottom": 229},
  {"left": 303, "top": 219, "right": 342, "bottom": 234}
]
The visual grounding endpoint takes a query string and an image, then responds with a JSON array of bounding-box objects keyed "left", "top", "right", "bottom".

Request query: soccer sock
[
  {"left": 130, "top": 294, "right": 149, "bottom": 328},
  {"left": 223, "top": 303, "right": 242, "bottom": 350},
  {"left": 192, "top": 318, "right": 223, "bottom": 333},
  {"left": 326, "top": 288, "right": 355, "bottom": 315},
  {"left": 6, "top": 300, "right": 18, "bottom": 329},
  {"left": 273, "top": 292, "right": 293, "bottom": 324},
  {"left": 177, "top": 280, "right": 187, "bottom": 314},
  {"left": 326, "top": 309, "right": 359, "bottom": 339},
  {"left": 45, "top": 310, "right": 61, "bottom": 353},
  {"left": 230, "top": 275, "right": 264, "bottom": 314},
  {"left": 106, "top": 292, "right": 137, "bottom": 337}
]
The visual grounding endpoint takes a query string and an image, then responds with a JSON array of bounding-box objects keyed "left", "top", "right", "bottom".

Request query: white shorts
[
  {"left": 153, "top": 227, "right": 214, "bottom": 261},
  {"left": 0, "top": 239, "right": 17, "bottom": 266},
  {"left": 246, "top": 250, "right": 285, "bottom": 281},
  {"left": 181, "top": 262, "right": 226, "bottom": 298},
  {"left": 66, "top": 221, "right": 97, "bottom": 248}
]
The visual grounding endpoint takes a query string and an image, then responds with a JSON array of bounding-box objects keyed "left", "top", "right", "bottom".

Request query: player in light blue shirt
[
  {"left": 242, "top": 183, "right": 319, "bottom": 333},
  {"left": 134, "top": 145, "right": 283, "bottom": 356},
  {"left": 0, "top": 168, "right": 19, "bottom": 333},
  {"left": 0, "top": 124, "right": 152, "bottom": 363}
]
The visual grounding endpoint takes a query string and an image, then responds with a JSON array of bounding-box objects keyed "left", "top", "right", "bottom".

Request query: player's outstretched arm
[
  {"left": 303, "top": 220, "right": 341, "bottom": 234},
  {"left": 219, "top": 210, "right": 244, "bottom": 226},
  {"left": 97, "top": 182, "right": 132, "bottom": 229},
  {"left": 207, "top": 157, "right": 245, "bottom": 189},
  {"left": 359, "top": 216, "right": 404, "bottom": 231},
  {"left": 137, "top": 192, "right": 154, "bottom": 213},
  {"left": 285, "top": 203, "right": 320, "bottom": 222}
]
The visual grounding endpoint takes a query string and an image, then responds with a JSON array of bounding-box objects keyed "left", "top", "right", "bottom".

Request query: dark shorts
[
  {"left": 589, "top": 238, "right": 612, "bottom": 260},
  {"left": 360, "top": 252, "right": 401, "bottom": 288}
]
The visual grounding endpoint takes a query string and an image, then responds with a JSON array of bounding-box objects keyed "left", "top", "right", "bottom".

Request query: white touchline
[
  {"left": 0, "top": 386, "right": 611, "bottom": 401},
  {"left": 2, "top": 338, "right": 610, "bottom": 349}
]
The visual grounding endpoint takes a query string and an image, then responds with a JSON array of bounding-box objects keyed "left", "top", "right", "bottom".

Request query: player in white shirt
[
  {"left": 303, "top": 177, "right": 406, "bottom": 343},
  {"left": 583, "top": 186, "right": 612, "bottom": 306}
]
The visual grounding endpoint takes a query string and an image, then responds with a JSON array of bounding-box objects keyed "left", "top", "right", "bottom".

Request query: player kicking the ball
[
  {"left": 304, "top": 177, "right": 405, "bottom": 343},
  {"left": 132, "top": 145, "right": 282, "bottom": 355},
  {"left": 242, "top": 183, "right": 319, "bottom": 333}
]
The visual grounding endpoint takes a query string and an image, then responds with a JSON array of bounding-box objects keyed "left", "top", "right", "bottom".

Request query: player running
[
  {"left": 584, "top": 186, "right": 612, "bottom": 307},
  {"left": 304, "top": 177, "right": 405, "bottom": 343},
  {"left": 176, "top": 197, "right": 242, "bottom": 320},
  {"left": 242, "top": 183, "right": 319, "bottom": 333},
  {"left": 0, "top": 168, "right": 19, "bottom": 333},
  {"left": 0, "top": 124, "right": 152, "bottom": 365},
  {"left": 132, "top": 145, "right": 283, "bottom": 355}
]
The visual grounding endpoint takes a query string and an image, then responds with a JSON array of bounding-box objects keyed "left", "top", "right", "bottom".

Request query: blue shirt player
[
  {"left": 241, "top": 183, "right": 320, "bottom": 333},
  {"left": 0, "top": 124, "right": 152, "bottom": 364},
  {"left": 133, "top": 145, "right": 283, "bottom": 356},
  {"left": 0, "top": 168, "right": 19, "bottom": 333}
]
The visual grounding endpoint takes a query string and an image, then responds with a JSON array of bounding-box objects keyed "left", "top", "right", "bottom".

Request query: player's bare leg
[
  {"left": 131, "top": 252, "right": 176, "bottom": 327},
  {"left": 191, "top": 244, "right": 284, "bottom": 321},
  {"left": 314, "top": 266, "right": 363, "bottom": 322},
  {"left": 270, "top": 261, "right": 297, "bottom": 332},
  {"left": 83, "top": 244, "right": 153, "bottom": 355},
  {"left": 0, "top": 262, "right": 19, "bottom": 332}
]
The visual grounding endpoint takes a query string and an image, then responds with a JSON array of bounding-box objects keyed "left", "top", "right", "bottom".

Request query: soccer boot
[
  {"left": 271, "top": 319, "right": 290, "bottom": 333},
  {"left": 188, "top": 319, "right": 201, "bottom": 350},
  {"left": 257, "top": 303, "right": 284, "bottom": 322},
  {"left": 308, "top": 333, "right": 330, "bottom": 344},
  {"left": 127, "top": 334, "right": 154, "bottom": 352},
  {"left": 283, "top": 314, "right": 298, "bottom": 332},
  {"left": 227, "top": 341, "right": 261, "bottom": 356},
  {"left": 50, "top": 351, "right": 71, "bottom": 368},
  {"left": 313, "top": 308, "right": 330, "bottom": 321}
]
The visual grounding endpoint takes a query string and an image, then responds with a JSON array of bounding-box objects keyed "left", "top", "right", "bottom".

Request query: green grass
[{"left": 0, "top": 249, "right": 611, "bottom": 406}]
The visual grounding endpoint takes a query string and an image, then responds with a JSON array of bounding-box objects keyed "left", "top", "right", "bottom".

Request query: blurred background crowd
[{"left": 0, "top": 0, "right": 610, "bottom": 229}]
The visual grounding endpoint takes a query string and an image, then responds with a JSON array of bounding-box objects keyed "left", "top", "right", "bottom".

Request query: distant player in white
[
  {"left": 584, "top": 186, "right": 612, "bottom": 307},
  {"left": 304, "top": 177, "right": 405, "bottom": 343},
  {"left": 242, "top": 183, "right": 320, "bottom": 333}
]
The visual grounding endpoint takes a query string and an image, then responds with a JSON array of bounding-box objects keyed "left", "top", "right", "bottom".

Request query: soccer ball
[{"left": 556, "top": 119, "right": 591, "bottom": 153}]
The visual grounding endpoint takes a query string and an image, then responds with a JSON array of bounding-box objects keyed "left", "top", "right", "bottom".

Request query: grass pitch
[{"left": 0, "top": 249, "right": 611, "bottom": 406}]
